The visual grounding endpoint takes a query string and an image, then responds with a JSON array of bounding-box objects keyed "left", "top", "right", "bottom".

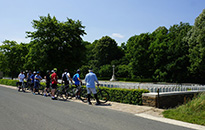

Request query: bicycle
[
  {"left": 38, "top": 83, "right": 47, "bottom": 95},
  {"left": 17, "top": 81, "right": 26, "bottom": 92},
  {"left": 55, "top": 84, "right": 83, "bottom": 100},
  {"left": 80, "top": 86, "right": 110, "bottom": 103},
  {"left": 55, "top": 84, "right": 71, "bottom": 100}
]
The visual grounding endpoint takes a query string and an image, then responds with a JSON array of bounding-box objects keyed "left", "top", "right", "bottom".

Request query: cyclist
[
  {"left": 33, "top": 71, "right": 42, "bottom": 95},
  {"left": 18, "top": 70, "right": 25, "bottom": 92},
  {"left": 85, "top": 68, "right": 100, "bottom": 105},
  {"left": 30, "top": 71, "right": 36, "bottom": 92},
  {"left": 43, "top": 70, "right": 51, "bottom": 96},
  {"left": 73, "top": 69, "right": 82, "bottom": 99},
  {"left": 26, "top": 70, "right": 32, "bottom": 90},
  {"left": 62, "top": 69, "right": 73, "bottom": 86},
  {"left": 51, "top": 68, "right": 58, "bottom": 100}
]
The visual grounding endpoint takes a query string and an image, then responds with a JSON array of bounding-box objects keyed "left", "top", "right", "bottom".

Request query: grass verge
[{"left": 163, "top": 92, "right": 205, "bottom": 126}]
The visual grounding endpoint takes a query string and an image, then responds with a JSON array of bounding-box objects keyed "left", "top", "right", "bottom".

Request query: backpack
[
  {"left": 63, "top": 73, "right": 67, "bottom": 81},
  {"left": 73, "top": 74, "right": 77, "bottom": 81}
]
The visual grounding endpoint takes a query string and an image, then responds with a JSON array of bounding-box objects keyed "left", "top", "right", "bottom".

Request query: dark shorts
[
  {"left": 64, "top": 81, "right": 69, "bottom": 86},
  {"left": 52, "top": 84, "right": 57, "bottom": 89},
  {"left": 46, "top": 82, "right": 50, "bottom": 88},
  {"left": 17, "top": 82, "right": 23, "bottom": 86},
  {"left": 34, "top": 82, "right": 39, "bottom": 89}
]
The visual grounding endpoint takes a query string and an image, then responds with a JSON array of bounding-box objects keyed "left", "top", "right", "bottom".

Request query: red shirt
[{"left": 51, "top": 72, "right": 58, "bottom": 84}]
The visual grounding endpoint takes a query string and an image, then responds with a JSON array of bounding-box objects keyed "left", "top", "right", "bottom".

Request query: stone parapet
[{"left": 142, "top": 90, "right": 205, "bottom": 108}]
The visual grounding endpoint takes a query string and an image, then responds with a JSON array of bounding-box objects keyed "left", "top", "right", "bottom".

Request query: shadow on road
[
  {"left": 56, "top": 99, "right": 71, "bottom": 102},
  {"left": 96, "top": 103, "right": 112, "bottom": 106}
]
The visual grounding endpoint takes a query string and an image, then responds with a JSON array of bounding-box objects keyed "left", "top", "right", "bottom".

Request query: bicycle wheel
[
  {"left": 98, "top": 89, "right": 110, "bottom": 103},
  {"left": 39, "top": 84, "right": 46, "bottom": 95},
  {"left": 79, "top": 88, "right": 88, "bottom": 103},
  {"left": 66, "top": 86, "right": 76, "bottom": 99},
  {"left": 55, "top": 90, "right": 61, "bottom": 99}
]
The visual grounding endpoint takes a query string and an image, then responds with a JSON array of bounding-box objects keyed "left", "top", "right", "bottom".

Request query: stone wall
[{"left": 142, "top": 90, "right": 204, "bottom": 108}]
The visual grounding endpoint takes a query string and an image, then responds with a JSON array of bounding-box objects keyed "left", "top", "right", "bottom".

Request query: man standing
[
  {"left": 62, "top": 69, "right": 73, "bottom": 86},
  {"left": 51, "top": 68, "right": 58, "bottom": 100},
  {"left": 33, "top": 71, "right": 42, "bottom": 95},
  {"left": 18, "top": 70, "right": 25, "bottom": 92},
  {"left": 85, "top": 68, "right": 100, "bottom": 105},
  {"left": 44, "top": 70, "right": 51, "bottom": 96},
  {"left": 73, "top": 69, "right": 82, "bottom": 99},
  {"left": 30, "top": 71, "right": 36, "bottom": 92},
  {"left": 26, "top": 70, "right": 32, "bottom": 90}
]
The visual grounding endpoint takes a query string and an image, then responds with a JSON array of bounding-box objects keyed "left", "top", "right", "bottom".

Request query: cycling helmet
[
  {"left": 77, "top": 69, "right": 80, "bottom": 73},
  {"left": 37, "top": 71, "right": 40, "bottom": 74},
  {"left": 51, "top": 70, "right": 54, "bottom": 73},
  {"left": 53, "top": 68, "right": 57, "bottom": 72},
  {"left": 33, "top": 71, "right": 36, "bottom": 74}
]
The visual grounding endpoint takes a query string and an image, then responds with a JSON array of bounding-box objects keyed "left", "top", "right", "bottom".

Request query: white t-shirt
[
  {"left": 18, "top": 73, "right": 25, "bottom": 82},
  {"left": 62, "top": 72, "right": 70, "bottom": 81}
]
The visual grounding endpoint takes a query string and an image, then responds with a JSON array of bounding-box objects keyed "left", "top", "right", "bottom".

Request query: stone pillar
[{"left": 110, "top": 65, "right": 117, "bottom": 81}]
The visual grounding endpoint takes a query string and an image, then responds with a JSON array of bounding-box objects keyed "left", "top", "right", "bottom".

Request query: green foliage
[
  {"left": 25, "top": 14, "right": 86, "bottom": 73},
  {"left": 101, "top": 87, "right": 149, "bottom": 105},
  {"left": 116, "top": 64, "right": 131, "bottom": 78},
  {"left": 92, "top": 36, "right": 124, "bottom": 67},
  {"left": 0, "top": 79, "right": 18, "bottom": 86},
  {"left": 99, "top": 64, "right": 112, "bottom": 77},
  {"left": 126, "top": 33, "right": 153, "bottom": 79},
  {"left": 185, "top": 9, "right": 205, "bottom": 83},
  {"left": 0, "top": 41, "right": 28, "bottom": 78},
  {"left": 163, "top": 93, "right": 205, "bottom": 125}
]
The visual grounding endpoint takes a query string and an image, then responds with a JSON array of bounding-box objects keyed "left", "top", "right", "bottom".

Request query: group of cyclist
[{"left": 17, "top": 68, "right": 101, "bottom": 105}]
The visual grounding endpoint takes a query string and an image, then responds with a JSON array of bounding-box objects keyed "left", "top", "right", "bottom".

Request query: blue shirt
[
  {"left": 27, "top": 73, "right": 31, "bottom": 81},
  {"left": 73, "top": 73, "right": 80, "bottom": 85},
  {"left": 34, "top": 75, "right": 42, "bottom": 83},
  {"left": 31, "top": 74, "right": 35, "bottom": 83},
  {"left": 85, "top": 72, "right": 99, "bottom": 88}
]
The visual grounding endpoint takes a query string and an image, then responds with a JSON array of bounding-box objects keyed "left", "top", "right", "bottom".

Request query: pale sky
[{"left": 0, "top": 0, "right": 204, "bottom": 45}]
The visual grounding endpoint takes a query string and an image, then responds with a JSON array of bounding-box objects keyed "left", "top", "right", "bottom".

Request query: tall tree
[
  {"left": 25, "top": 14, "right": 86, "bottom": 73},
  {"left": 186, "top": 9, "right": 205, "bottom": 83},
  {"left": 0, "top": 40, "right": 28, "bottom": 78},
  {"left": 126, "top": 33, "right": 152, "bottom": 79},
  {"left": 149, "top": 26, "right": 169, "bottom": 81},
  {"left": 93, "top": 36, "right": 123, "bottom": 67},
  {"left": 165, "top": 22, "right": 192, "bottom": 82}
]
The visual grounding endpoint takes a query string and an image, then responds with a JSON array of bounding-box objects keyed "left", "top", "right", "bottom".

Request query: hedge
[
  {"left": 0, "top": 79, "right": 18, "bottom": 86},
  {"left": 99, "top": 87, "right": 149, "bottom": 105},
  {"left": 0, "top": 79, "right": 149, "bottom": 105}
]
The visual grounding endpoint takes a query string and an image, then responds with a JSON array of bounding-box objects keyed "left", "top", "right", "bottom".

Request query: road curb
[{"left": 135, "top": 113, "right": 205, "bottom": 130}]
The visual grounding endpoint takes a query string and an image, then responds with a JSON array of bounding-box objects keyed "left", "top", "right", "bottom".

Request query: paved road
[{"left": 0, "top": 86, "right": 194, "bottom": 130}]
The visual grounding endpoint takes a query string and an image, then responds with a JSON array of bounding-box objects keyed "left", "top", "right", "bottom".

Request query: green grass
[{"left": 163, "top": 92, "right": 205, "bottom": 126}]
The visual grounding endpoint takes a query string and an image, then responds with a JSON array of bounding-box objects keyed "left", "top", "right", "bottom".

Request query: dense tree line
[{"left": 0, "top": 9, "right": 205, "bottom": 83}]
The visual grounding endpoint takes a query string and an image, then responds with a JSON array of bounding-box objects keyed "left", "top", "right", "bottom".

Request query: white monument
[{"left": 110, "top": 65, "right": 117, "bottom": 81}]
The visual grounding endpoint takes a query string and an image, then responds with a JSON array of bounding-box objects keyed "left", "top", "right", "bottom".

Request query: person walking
[
  {"left": 26, "top": 70, "right": 32, "bottom": 90},
  {"left": 84, "top": 68, "right": 100, "bottom": 105},
  {"left": 73, "top": 69, "right": 82, "bottom": 99},
  {"left": 33, "top": 71, "right": 42, "bottom": 95},
  {"left": 30, "top": 71, "right": 36, "bottom": 92},
  {"left": 18, "top": 70, "right": 25, "bottom": 92},
  {"left": 43, "top": 70, "right": 51, "bottom": 96},
  {"left": 51, "top": 68, "right": 58, "bottom": 100},
  {"left": 62, "top": 69, "right": 73, "bottom": 86}
]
